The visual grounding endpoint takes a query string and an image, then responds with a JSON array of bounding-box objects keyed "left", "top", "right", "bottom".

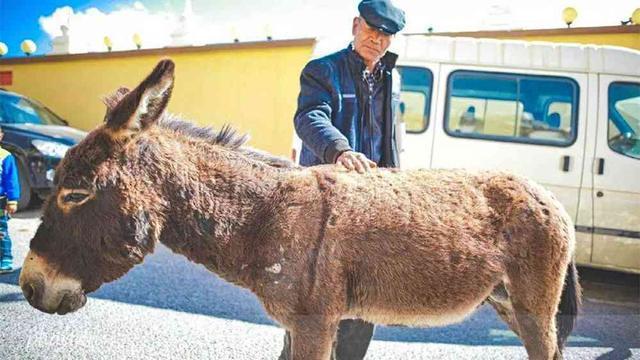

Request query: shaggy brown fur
[{"left": 21, "top": 60, "right": 580, "bottom": 360}]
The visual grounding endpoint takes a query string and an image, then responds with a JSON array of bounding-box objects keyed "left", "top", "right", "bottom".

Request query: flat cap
[{"left": 358, "top": 0, "right": 406, "bottom": 35}]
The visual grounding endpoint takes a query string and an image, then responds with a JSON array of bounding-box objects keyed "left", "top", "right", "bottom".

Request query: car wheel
[{"left": 17, "top": 162, "right": 32, "bottom": 211}]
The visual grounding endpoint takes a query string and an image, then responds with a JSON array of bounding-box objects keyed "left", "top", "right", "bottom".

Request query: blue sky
[
  {"left": 1, "top": 0, "right": 113, "bottom": 57},
  {"left": 0, "top": 0, "right": 185, "bottom": 57},
  {"left": 0, "top": 0, "right": 637, "bottom": 58}
]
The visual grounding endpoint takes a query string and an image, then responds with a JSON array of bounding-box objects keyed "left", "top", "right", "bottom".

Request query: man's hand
[
  {"left": 336, "top": 151, "right": 377, "bottom": 173},
  {"left": 6, "top": 203, "right": 17, "bottom": 215}
]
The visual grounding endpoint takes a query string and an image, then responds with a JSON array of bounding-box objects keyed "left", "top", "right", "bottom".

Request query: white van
[{"left": 292, "top": 36, "right": 640, "bottom": 274}]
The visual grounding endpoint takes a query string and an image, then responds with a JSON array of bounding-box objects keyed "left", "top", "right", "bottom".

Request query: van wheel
[{"left": 17, "top": 164, "right": 32, "bottom": 211}]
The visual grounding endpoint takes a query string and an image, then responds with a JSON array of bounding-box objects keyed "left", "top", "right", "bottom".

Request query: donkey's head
[{"left": 20, "top": 59, "right": 177, "bottom": 314}]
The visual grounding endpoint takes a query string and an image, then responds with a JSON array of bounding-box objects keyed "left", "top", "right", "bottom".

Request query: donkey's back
[{"left": 270, "top": 166, "right": 578, "bottom": 359}]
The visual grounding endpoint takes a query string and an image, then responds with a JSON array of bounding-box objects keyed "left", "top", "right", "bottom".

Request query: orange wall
[{"left": 0, "top": 39, "right": 315, "bottom": 156}]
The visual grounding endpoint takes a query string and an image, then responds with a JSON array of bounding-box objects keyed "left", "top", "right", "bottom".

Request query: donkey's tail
[{"left": 556, "top": 261, "right": 581, "bottom": 350}]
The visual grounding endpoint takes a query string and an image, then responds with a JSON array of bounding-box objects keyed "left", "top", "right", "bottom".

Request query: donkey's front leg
[{"left": 290, "top": 316, "right": 339, "bottom": 360}]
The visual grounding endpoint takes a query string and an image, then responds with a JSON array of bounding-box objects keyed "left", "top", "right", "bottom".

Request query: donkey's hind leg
[
  {"left": 506, "top": 266, "right": 566, "bottom": 360},
  {"left": 486, "top": 282, "right": 520, "bottom": 337}
]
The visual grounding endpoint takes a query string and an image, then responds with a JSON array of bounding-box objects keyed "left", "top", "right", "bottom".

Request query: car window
[
  {"left": 0, "top": 93, "right": 66, "bottom": 126},
  {"left": 398, "top": 67, "right": 433, "bottom": 133},
  {"left": 608, "top": 82, "right": 640, "bottom": 159},
  {"left": 445, "top": 70, "right": 579, "bottom": 146}
]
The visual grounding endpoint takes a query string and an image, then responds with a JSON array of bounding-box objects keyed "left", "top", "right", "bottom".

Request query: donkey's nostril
[{"left": 22, "top": 282, "right": 35, "bottom": 303}]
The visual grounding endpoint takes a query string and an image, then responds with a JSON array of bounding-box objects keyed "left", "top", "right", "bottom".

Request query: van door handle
[
  {"left": 596, "top": 158, "right": 605, "bottom": 175},
  {"left": 562, "top": 156, "right": 570, "bottom": 172}
]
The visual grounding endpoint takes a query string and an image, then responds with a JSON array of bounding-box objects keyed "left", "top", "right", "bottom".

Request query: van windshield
[
  {"left": 608, "top": 82, "right": 640, "bottom": 159},
  {"left": 614, "top": 96, "right": 640, "bottom": 133},
  {"left": 0, "top": 92, "right": 66, "bottom": 126}
]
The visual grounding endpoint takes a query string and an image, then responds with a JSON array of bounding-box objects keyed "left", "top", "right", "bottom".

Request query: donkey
[{"left": 20, "top": 60, "right": 580, "bottom": 360}]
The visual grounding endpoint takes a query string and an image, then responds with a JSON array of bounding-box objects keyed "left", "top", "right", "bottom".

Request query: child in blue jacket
[{"left": 0, "top": 127, "right": 20, "bottom": 273}]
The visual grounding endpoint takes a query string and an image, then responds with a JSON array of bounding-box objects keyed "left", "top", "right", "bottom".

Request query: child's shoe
[{"left": 0, "top": 259, "right": 13, "bottom": 274}]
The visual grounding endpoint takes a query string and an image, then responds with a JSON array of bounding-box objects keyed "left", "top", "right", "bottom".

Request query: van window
[
  {"left": 398, "top": 66, "right": 432, "bottom": 133},
  {"left": 608, "top": 82, "right": 640, "bottom": 159},
  {"left": 444, "top": 71, "right": 578, "bottom": 146}
]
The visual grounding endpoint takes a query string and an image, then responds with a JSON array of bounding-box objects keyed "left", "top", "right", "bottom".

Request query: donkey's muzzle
[
  {"left": 20, "top": 250, "right": 86, "bottom": 315},
  {"left": 21, "top": 277, "right": 86, "bottom": 314}
]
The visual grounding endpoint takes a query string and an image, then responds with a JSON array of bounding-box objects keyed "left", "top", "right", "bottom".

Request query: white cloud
[
  {"left": 133, "top": 1, "right": 146, "bottom": 11},
  {"left": 38, "top": 0, "right": 639, "bottom": 54},
  {"left": 37, "top": 1, "right": 319, "bottom": 53},
  {"left": 39, "top": 3, "right": 178, "bottom": 53}
]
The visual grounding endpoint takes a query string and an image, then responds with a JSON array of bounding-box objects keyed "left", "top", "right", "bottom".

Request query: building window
[
  {"left": 444, "top": 70, "right": 579, "bottom": 146},
  {"left": 398, "top": 66, "right": 433, "bottom": 133},
  {"left": 608, "top": 82, "right": 640, "bottom": 159}
]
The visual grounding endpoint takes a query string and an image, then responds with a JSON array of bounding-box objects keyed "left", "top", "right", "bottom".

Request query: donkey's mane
[
  {"left": 159, "top": 114, "right": 249, "bottom": 150},
  {"left": 158, "top": 115, "right": 296, "bottom": 169},
  {"left": 104, "top": 87, "right": 296, "bottom": 169}
]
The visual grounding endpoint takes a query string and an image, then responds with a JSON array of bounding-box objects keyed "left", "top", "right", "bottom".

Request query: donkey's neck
[{"left": 152, "top": 137, "right": 282, "bottom": 285}]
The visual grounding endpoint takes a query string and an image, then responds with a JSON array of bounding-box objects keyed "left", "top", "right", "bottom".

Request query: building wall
[{"left": 0, "top": 39, "right": 315, "bottom": 156}]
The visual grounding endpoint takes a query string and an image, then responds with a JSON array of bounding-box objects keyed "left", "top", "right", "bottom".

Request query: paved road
[{"left": 1, "top": 209, "right": 638, "bottom": 359}]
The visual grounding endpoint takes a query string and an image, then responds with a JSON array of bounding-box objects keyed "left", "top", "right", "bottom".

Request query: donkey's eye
[
  {"left": 63, "top": 192, "right": 89, "bottom": 203},
  {"left": 57, "top": 188, "right": 93, "bottom": 211}
]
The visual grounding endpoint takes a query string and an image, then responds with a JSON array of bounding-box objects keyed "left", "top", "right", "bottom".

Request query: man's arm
[{"left": 293, "top": 60, "right": 352, "bottom": 164}]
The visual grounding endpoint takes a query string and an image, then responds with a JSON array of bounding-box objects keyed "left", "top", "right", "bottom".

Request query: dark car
[{"left": 0, "top": 89, "right": 86, "bottom": 209}]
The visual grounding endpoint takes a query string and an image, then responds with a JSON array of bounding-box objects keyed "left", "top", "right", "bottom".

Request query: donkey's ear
[
  {"left": 102, "top": 87, "right": 130, "bottom": 113},
  {"left": 105, "top": 59, "right": 175, "bottom": 135}
]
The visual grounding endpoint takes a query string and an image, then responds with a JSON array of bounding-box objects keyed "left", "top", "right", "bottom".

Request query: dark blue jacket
[
  {"left": 0, "top": 147, "right": 20, "bottom": 205},
  {"left": 294, "top": 45, "right": 401, "bottom": 167}
]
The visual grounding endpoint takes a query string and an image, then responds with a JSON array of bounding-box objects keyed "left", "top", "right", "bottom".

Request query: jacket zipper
[{"left": 367, "top": 76, "right": 374, "bottom": 158}]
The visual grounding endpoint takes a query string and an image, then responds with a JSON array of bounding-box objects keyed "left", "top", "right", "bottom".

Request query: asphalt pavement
[{"left": 1, "top": 209, "right": 638, "bottom": 359}]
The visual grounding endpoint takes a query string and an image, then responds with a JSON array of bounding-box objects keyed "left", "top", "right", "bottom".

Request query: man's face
[{"left": 352, "top": 16, "right": 393, "bottom": 66}]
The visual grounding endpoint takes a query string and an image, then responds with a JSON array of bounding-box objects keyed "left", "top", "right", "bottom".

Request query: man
[{"left": 280, "top": 0, "right": 405, "bottom": 358}]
